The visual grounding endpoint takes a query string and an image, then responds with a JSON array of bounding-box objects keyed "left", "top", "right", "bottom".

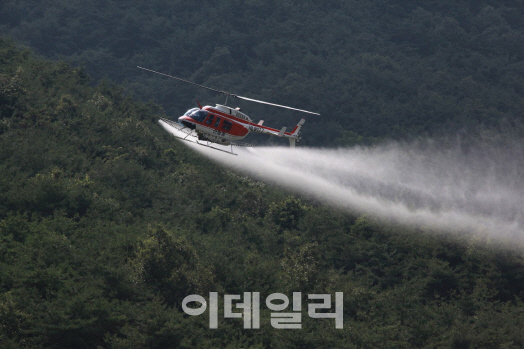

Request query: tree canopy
[
  {"left": 2, "top": 35, "right": 524, "bottom": 348},
  {"left": 1, "top": 1, "right": 524, "bottom": 145},
  {"left": 2, "top": 0, "right": 524, "bottom": 347}
]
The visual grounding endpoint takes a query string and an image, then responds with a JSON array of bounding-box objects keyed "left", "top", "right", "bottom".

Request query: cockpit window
[
  {"left": 184, "top": 108, "right": 199, "bottom": 116},
  {"left": 188, "top": 110, "right": 208, "bottom": 122}
]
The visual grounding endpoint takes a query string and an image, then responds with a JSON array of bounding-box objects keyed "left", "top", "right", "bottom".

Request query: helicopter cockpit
[{"left": 184, "top": 108, "right": 208, "bottom": 122}]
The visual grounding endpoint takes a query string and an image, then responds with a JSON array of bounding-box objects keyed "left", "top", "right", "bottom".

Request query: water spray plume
[{"left": 160, "top": 121, "right": 524, "bottom": 245}]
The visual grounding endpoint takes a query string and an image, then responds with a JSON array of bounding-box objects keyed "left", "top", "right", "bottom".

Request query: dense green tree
[
  {"left": 2, "top": 11, "right": 524, "bottom": 346},
  {"left": 2, "top": 1, "right": 524, "bottom": 146}
]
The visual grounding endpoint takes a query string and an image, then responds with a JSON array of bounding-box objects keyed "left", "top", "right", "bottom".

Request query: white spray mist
[{"left": 160, "top": 121, "right": 524, "bottom": 243}]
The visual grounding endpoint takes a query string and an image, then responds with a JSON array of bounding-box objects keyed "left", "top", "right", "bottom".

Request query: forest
[
  {"left": 2, "top": 0, "right": 524, "bottom": 146},
  {"left": 1, "top": 1, "right": 524, "bottom": 348}
]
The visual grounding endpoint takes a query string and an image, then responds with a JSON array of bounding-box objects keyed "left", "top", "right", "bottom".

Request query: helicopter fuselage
[
  {"left": 177, "top": 104, "right": 303, "bottom": 146},
  {"left": 137, "top": 66, "right": 318, "bottom": 149}
]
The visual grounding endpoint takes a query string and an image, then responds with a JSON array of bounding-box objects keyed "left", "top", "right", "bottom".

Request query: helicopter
[{"left": 137, "top": 66, "right": 320, "bottom": 155}]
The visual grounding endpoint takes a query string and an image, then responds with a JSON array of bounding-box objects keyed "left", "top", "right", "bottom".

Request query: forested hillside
[
  {"left": 3, "top": 36, "right": 524, "bottom": 348},
  {"left": 3, "top": 1, "right": 524, "bottom": 348},
  {"left": 2, "top": 0, "right": 524, "bottom": 145}
]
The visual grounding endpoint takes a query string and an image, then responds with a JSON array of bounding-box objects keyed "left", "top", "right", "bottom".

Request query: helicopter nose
[{"left": 178, "top": 116, "right": 196, "bottom": 130}]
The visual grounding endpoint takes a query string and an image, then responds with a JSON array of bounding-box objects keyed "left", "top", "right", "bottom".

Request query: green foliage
[
  {"left": 3, "top": 1, "right": 524, "bottom": 146},
  {"left": 1, "top": 30, "right": 524, "bottom": 347},
  {"left": 0, "top": 292, "right": 28, "bottom": 342},
  {"left": 268, "top": 196, "right": 310, "bottom": 231},
  {"left": 131, "top": 224, "right": 215, "bottom": 305},
  {"left": 280, "top": 242, "right": 319, "bottom": 292}
]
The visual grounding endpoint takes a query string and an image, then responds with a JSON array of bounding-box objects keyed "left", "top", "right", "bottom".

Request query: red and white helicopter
[{"left": 138, "top": 66, "right": 320, "bottom": 155}]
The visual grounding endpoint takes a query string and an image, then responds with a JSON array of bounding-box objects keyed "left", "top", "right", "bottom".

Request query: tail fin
[
  {"left": 288, "top": 118, "right": 305, "bottom": 148},
  {"left": 290, "top": 118, "right": 305, "bottom": 137}
]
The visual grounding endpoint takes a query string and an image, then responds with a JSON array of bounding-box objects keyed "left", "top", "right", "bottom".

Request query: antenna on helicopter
[{"left": 137, "top": 66, "right": 320, "bottom": 115}]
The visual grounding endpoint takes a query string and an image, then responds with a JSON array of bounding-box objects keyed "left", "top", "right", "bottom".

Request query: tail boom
[{"left": 247, "top": 118, "right": 305, "bottom": 147}]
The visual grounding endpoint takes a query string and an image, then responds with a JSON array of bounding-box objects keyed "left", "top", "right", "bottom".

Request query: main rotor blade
[
  {"left": 138, "top": 66, "right": 320, "bottom": 115},
  {"left": 235, "top": 95, "right": 321, "bottom": 115},
  {"left": 137, "top": 66, "right": 227, "bottom": 95}
]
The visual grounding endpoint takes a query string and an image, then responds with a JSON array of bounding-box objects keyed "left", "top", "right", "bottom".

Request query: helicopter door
[{"left": 214, "top": 117, "right": 221, "bottom": 128}]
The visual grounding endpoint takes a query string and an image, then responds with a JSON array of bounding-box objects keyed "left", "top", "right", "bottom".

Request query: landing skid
[
  {"left": 159, "top": 118, "right": 238, "bottom": 155},
  {"left": 181, "top": 135, "right": 238, "bottom": 155}
]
